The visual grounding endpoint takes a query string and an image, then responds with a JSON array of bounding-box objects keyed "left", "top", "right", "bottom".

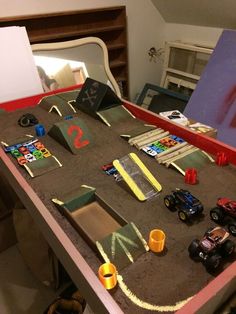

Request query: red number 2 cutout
[{"left": 67, "top": 125, "right": 90, "bottom": 149}]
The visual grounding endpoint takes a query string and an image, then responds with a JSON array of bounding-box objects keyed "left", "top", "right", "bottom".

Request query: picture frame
[{"left": 136, "top": 83, "right": 190, "bottom": 112}]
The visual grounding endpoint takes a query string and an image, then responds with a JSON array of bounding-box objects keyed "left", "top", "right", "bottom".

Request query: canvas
[{"left": 184, "top": 30, "right": 236, "bottom": 147}]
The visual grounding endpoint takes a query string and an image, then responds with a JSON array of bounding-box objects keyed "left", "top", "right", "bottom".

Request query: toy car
[
  {"left": 164, "top": 188, "right": 203, "bottom": 221},
  {"left": 101, "top": 163, "right": 118, "bottom": 176},
  {"left": 25, "top": 153, "right": 36, "bottom": 162},
  {"left": 188, "top": 226, "right": 235, "bottom": 271},
  {"left": 141, "top": 146, "right": 158, "bottom": 157},
  {"left": 210, "top": 197, "right": 236, "bottom": 236},
  {"left": 18, "top": 146, "right": 30, "bottom": 155}
]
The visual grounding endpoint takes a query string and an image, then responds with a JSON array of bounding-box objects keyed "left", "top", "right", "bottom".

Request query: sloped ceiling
[{"left": 151, "top": 0, "right": 236, "bottom": 29}]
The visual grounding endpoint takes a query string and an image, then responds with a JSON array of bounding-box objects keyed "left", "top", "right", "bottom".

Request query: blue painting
[{"left": 184, "top": 30, "right": 236, "bottom": 147}]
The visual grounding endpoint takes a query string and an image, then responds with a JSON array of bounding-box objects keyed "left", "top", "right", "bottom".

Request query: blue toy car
[{"left": 164, "top": 188, "right": 203, "bottom": 222}]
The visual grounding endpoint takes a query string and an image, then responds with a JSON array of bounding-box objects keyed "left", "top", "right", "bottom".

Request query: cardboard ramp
[{"left": 113, "top": 153, "right": 162, "bottom": 201}]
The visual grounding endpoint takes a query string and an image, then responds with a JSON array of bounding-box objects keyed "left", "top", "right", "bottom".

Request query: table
[{"left": 0, "top": 87, "right": 236, "bottom": 314}]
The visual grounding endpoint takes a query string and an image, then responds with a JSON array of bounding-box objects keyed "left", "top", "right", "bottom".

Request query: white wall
[
  {"left": 2, "top": 1, "right": 224, "bottom": 101},
  {"left": 125, "top": 1, "right": 165, "bottom": 101},
  {"left": 165, "top": 23, "right": 223, "bottom": 48},
  {"left": 152, "top": 0, "right": 236, "bottom": 29},
  {"left": 0, "top": 0, "right": 166, "bottom": 101}
]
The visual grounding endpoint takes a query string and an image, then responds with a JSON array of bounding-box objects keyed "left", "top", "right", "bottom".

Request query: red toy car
[
  {"left": 188, "top": 226, "right": 235, "bottom": 271},
  {"left": 210, "top": 198, "right": 236, "bottom": 236}
]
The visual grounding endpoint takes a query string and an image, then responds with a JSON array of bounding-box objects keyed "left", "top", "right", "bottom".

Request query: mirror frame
[{"left": 31, "top": 36, "right": 121, "bottom": 98}]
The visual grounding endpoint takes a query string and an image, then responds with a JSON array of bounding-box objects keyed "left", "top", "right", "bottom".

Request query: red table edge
[
  {"left": 123, "top": 100, "right": 236, "bottom": 313},
  {"left": 1, "top": 87, "right": 236, "bottom": 313},
  {"left": 0, "top": 84, "right": 82, "bottom": 112},
  {"left": 0, "top": 132, "right": 123, "bottom": 314},
  {"left": 124, "top": 100, "right": 236, "bottom": 166},
  {"left": 1, "top": 89, "right": 235, "bottom": 164},
  {"left": 176, "top": 261, "right": 236, "bottom": 314}
]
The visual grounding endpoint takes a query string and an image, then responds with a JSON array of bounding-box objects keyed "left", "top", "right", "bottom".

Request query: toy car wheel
[
  {"left": 188, "top": 239, "right": 200, "bottom": 259},
  {"left": 164, "top": 195, "right": 176, "bottom": 211},
  {"left": 198, "top": 205, "right": 204, "bottom": 214},
  {"left": 178, "top": 210, "right": 188, "bottom": 222},
  {"left": 228, "top": 223, "right": 236, "bottom": 236},
  {"left": 221, "top": 239, "right": 235, "bottom": 256},
  {"left": 204, "top": 254, "right": 222, "bottom": 271},
  {"left": 210, "top": 207, "right": 224, "bottom": 223}
]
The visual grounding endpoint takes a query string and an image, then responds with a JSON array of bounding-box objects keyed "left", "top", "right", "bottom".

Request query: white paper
[
  {"left": 0, "top": 26, "right": 43, "bottom": 103},
  {"left": 159, "top": 110, "right": 189, "bottom": 125}
]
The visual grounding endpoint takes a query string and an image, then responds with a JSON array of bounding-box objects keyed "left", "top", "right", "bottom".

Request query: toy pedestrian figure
[{"left": 37, "top": 66, "right": 59, "bottom": 92}]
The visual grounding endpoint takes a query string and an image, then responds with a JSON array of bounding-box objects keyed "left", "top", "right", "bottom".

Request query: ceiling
[{"left": 151, "top": 0, "right": 236, "bottom": 29}]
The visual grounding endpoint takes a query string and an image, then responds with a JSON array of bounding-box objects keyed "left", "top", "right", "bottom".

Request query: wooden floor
[
  {"left": 0, "top": 245, "right": 94, "bottom": 314},
  {"left": 0, "top": 245, "right": 58, "bottom": 314}
]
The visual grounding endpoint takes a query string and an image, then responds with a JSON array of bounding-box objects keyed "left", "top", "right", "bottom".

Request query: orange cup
[
  {"left": 148, "top": 229, "right": 166, "bottom": 253},
  {"left": 98, "top": 262, "right": 117, "bottom": 290}
]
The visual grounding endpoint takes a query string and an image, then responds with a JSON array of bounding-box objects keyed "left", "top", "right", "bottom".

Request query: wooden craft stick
[
  {"left": 201, "top": 150, "right": 215, "bottom": 162},
  {"left": 165, "top": 147, "right": 199, "bottom": 167},
  {"left": 162, "top": 145, "right": 195, "bottom": 165},
  {"left": 155, "top": 142, "right": 188, "bottom": 161},
  {"left": 96, "top": 112, "right": 111, "bottom": 127},
  {"left": 128, "top": 128, "right": 163, "bottom": 146},
  {"left": 137, "top": 131, "right": 170, "bottom": 149},
  {"left": 158, "top": 144, "right": 194, "bottom": 164}
]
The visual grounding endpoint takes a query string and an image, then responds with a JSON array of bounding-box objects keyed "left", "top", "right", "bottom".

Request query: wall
[
  {"left": 0, "top": 0, "right": 166, "bottom": 101},
  {"left": 2, "top": 1, "right": 224, "bottom": 101},
  {"left": 151, "top": 0, "right": 236, "bottom": 29},
  {"left": 165, "top": 23, "right": 223, "bottom": 48}
]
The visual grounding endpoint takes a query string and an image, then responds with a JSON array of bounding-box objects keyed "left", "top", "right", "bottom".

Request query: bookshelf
[{"left": 0, "top": 6, "right": 129, "bottom": 98}]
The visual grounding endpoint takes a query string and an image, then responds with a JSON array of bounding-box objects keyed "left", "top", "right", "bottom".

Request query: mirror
[{"left": 31, "top": 37, "right": 121, "bottom": 98}]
